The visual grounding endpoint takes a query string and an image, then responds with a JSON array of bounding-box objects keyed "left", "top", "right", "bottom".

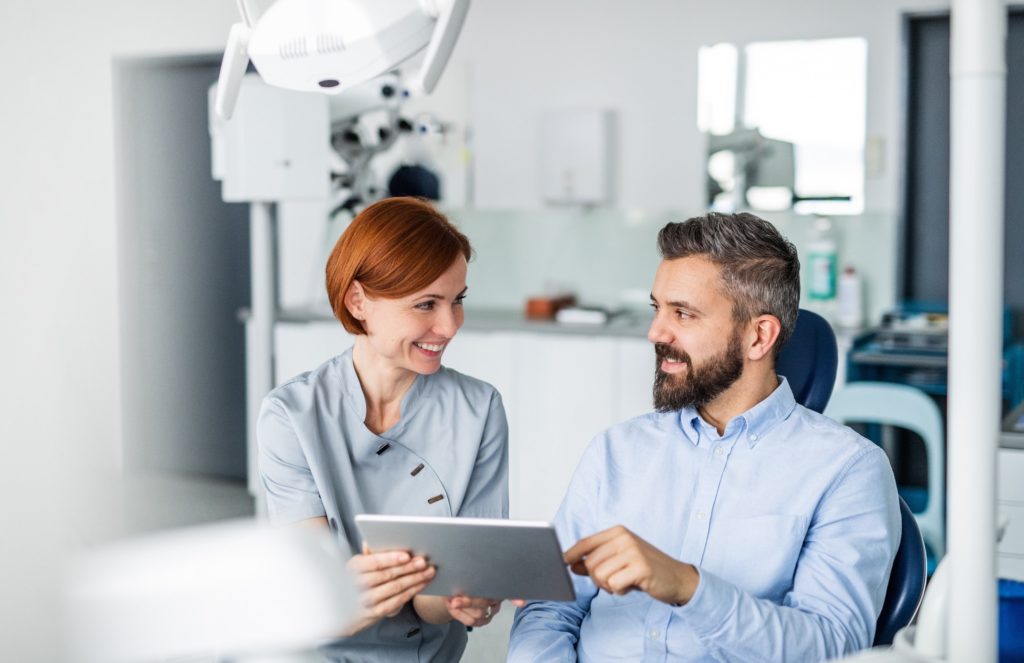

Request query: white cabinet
[
  {"left": 998, "top": 448, "right": 1024, "bottom": 582},
  {"left": 511, "top": 334, "right": 621, "bottom": 521},
  {"left": 274, "top": 322, "right": 353, "bottom": 386},
  {"left": 615, "top": 337, "right": 655, "bottom": 422},
  {"left": 272, "top": 322, "right": 654, "bottom": 524}
]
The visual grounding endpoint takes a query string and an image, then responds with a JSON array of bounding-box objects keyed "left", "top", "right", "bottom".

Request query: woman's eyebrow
[{"left": 416, "top": 287, "right": 469, "bottom": 301}]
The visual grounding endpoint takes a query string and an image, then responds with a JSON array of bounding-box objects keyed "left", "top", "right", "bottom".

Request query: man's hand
[{"left": 563, "top": 525, "right": 700, "bottom": 606}]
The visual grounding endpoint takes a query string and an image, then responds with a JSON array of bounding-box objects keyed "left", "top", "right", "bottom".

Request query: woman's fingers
[
  {"left": 445, "top": 596, "right": 501, "bottom": 627},
  {"left": 357, "top": 556, "right": 428, "bottom": 589},
  {"left": 363, "top": 565, "right": 436, "bottom": 612},
  {"left": 347, "top": 550, "right": 409, "bottom": 573},
  {"left": 372, "top": 578, "right": 433, "bottom": 619}
]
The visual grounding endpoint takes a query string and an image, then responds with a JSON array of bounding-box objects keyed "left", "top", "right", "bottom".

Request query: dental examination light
[{"left": 215, "top": 0, "right": 471, "bottom": 120}]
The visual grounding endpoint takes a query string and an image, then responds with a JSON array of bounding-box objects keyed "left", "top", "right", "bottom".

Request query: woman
[{"left": 257, "top": 197, "right": 509, "bottom": 661}]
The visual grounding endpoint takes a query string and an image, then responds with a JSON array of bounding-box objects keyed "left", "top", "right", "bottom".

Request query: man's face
[{"left": 648, "top": 256, "right": 747, "bottom": 412}]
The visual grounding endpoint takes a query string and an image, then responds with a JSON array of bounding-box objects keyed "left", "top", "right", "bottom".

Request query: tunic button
[
  {"left": 428, "top": 494, "right": 445, "bottom": 504},
  {"left": 375, "top": 443, "right": 391, "bottom": 455},
  {"left": 406, "top": 627, "right": 421, "bottom": 638},
  {"left": 411, "top": 463, "right": 425, "bottom": 476}
]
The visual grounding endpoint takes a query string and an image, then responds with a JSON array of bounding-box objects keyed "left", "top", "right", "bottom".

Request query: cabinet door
[
  {"left": 999, "top": 448, "right": 1024, "bottom": 582},
  {"left": 512, "top": 334, "right": 619, "bottom": 521},
  {"left": 615, "top": 337, "right": 655, "bottom": 422},
  {"left": 441, "top": 330, "right": 518, "bottom": 413},
  {"left": 274, "top": 322, "right": 353, "bottom": 386}
]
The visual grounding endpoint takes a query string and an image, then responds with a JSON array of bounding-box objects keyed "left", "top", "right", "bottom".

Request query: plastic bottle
[
  {"left": 807, "top": 216, "right": 838, "bottom": 301},
  {"left": 837, "top": 265, "right": 864, "bottom": 329}
]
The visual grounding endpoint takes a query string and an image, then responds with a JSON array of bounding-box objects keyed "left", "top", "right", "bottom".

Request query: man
[{"left": 507, "top": 213, "right": 901, "bottom": 662}]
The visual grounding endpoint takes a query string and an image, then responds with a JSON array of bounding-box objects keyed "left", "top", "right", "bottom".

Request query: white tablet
[{"left": 354, "top": 515, "right": 576, "bottom": 602}]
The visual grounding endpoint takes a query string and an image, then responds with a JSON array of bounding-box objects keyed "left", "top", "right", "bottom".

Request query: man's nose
[{"left": 648, "top": 313, "right": 671, "bottom": 345}]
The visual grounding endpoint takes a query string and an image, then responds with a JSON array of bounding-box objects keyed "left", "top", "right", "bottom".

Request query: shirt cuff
[{"left": 673, "top": 567, "right": 736, "bottom": 637}]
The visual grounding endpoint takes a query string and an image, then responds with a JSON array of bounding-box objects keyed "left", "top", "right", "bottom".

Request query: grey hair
[{"left": 657, "top": 212, "right": 801, "bottom": 353}]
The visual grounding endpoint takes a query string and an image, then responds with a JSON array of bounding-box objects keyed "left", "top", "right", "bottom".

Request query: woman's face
[{"left": 357, "top": 256, "right": 468, "bottom": 375}]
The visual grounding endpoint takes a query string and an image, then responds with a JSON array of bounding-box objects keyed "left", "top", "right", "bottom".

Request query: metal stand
[{"left": 246, "top": 202, "right": 276, "bottom": 516}]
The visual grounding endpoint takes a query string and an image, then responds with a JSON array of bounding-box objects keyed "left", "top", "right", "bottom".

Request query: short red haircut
[{"left": 326, "top": 197, "right": 472, "bottom": 335}]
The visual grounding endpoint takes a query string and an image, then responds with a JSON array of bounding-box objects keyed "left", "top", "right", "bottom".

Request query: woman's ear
[
  {"left": 748, "top": 315, "right": 782, "bottom": 362},
  {"left": 345, "top": 281, "right": 367, "bottom": 322}
]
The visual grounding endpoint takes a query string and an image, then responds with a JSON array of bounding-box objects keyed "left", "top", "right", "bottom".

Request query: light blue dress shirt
[
  {"left": 508, "top": 377, "right": 900, "bottom": 663},
  {"left": 258, "top": 347, "right": 509, "bottom": 662}
]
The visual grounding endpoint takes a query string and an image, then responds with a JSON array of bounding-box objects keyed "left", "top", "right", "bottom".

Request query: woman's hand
[
  {"left": 444, "top": 595, "right": 503, "bottom": 627},
  {"left": 342, "top": 547, "right": 436, "bottom": 636}
]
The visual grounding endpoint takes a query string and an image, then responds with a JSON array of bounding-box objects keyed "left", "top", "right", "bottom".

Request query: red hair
[{"left": 325, "top": 197, "right": 472, "bottom": 335}]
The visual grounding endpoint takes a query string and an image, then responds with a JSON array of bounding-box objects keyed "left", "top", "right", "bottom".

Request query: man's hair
[
  {"left": 657, "top": 212, "right": 800, "bottom": 354},
  {"left": 325, "top": 196, "right": 472, "bottom": 335}
]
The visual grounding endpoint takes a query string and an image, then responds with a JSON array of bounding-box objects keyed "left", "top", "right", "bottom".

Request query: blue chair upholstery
[
  {"left": 776, "top": 309, "right": 926, "bottom": 646},
  {"left": 776, "top": 308, "right": 838, "bottom": 414},
  {"left": 873, "top": 496, "right": 928, "bottom": 646}
]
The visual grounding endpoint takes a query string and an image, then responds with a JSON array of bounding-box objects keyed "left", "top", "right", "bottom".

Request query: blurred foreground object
[{"left": 65, "top": 520, "right": 358, "bottom": 662}]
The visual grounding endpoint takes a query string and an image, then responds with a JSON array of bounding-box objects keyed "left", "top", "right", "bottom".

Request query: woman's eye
[
  {"left": 415, "top": 301, "right": 435, "bottom": 311},
  {"left": 454, "top": 295, "right": 466, "bottom": 306}
]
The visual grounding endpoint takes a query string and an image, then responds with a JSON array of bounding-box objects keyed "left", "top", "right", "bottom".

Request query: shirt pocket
[{"left": 703, "top": 514, "right": 809, "bottom": 600}]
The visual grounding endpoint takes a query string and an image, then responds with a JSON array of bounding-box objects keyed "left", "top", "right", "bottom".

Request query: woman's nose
[{"left": 435, "top": 308, "right": 461, "bottom": 338}]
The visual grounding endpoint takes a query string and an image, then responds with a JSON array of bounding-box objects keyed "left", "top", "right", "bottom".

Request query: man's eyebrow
[{"left": 650, "top": 293, "right": 703, "bottom": 315}]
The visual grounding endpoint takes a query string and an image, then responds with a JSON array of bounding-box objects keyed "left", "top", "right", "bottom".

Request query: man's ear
[
  {"left": 345, "top": 281, "right": 367, "bottom": 322},
  {"left": 747, "top": 315, "right": 782, "bottom": 362}
]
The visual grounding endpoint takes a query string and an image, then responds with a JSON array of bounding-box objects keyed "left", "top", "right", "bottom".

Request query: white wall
[
  {"left": 0, "top": 1, "right": 949, "bottom": 657},
  {"left": 0, "top": 3, "right": 239, "bottom": 658},
  {"left": 461, "top": 0, "right": 947, "bottom": 211}
]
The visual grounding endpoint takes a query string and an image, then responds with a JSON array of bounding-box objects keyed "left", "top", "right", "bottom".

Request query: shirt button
[
  {"left": 695, "top": 510, "right": 706, "bottom": 520},
  {"left": 714, "top": 446, "right": 724, "bottom": 456},
  {"left": 750, "top": 433, "right": 759, "bottom": 441},
  {"left": 649, "top": 629, "right": 660, "bottom": 639}
]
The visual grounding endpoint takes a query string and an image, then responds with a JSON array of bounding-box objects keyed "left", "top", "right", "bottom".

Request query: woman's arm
[{"left": 412, "top": 595, "right": 453, "bottom": 624}]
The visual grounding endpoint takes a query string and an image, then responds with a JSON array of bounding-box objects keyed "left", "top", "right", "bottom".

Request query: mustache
[{"left": 654, "top": 343, "right": 691, "bottom": 366}]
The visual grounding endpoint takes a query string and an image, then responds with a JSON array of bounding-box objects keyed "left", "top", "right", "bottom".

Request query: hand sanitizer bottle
[{"left": 807, "top": 216, "right": 838, "bottom": 301}]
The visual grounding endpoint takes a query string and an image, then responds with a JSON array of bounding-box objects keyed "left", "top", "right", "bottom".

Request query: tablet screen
[{"left": 355, "top": 515, "right": 576, "bottom": 602}]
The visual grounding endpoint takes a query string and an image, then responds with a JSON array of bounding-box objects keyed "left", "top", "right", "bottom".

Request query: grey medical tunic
[{"left": 257, "top": 347, "right": 509, "bottom": 662}]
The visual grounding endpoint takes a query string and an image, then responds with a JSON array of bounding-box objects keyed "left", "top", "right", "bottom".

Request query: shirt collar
[
  {"left": 338, "top": 346, "right": 425, "bottom": 436},
  {"left": 676, "top": 376, "right": 797, "bottom": 448}
]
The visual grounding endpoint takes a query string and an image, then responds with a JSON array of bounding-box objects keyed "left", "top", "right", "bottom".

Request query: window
[{"left": 699, "top": 37, "right": 868, "bottom": 215}]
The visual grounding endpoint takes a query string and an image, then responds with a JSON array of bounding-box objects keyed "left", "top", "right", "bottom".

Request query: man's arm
[
  {"left": 563, "top": 446, "right": 900, "bottom": 662},
  {"left": 674, "top": 446, "right": 900, "bottom": 661}
]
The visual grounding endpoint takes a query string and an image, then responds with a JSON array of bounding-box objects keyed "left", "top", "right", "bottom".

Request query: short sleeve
[
  {"left": 456, "top": 389, "right": 509, "bottom": 519},
  {"left": 257, "top": 397, "right": 327, "bottom": 524}
]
